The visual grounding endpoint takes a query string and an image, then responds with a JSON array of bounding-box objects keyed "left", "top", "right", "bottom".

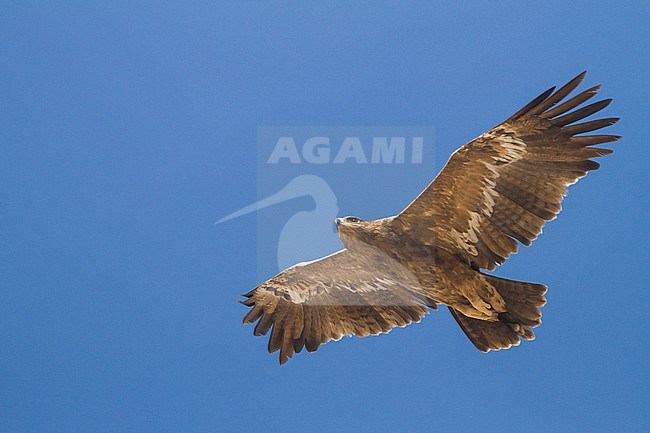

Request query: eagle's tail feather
[{"left": 450, "top": 275, "right": 547, "bottom": 352}]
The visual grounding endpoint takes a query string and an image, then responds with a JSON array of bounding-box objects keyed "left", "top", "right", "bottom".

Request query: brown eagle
[{"left": 241, "top": 71, "right": 619, "bottom": 364}]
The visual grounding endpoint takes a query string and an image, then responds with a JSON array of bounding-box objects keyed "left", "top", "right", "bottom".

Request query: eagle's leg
[
  {"left": 448, "top": 272, "right": 507, "bottom": 322},
  {"left": 452, "top": 301, "right": 498, "bottom": 322},
  {"left": 449, "top": 273, "right": 548, "bottom": 352}
]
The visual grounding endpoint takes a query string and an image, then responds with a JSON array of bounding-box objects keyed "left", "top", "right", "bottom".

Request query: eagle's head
[
  {"left": 334, "top": 216, "right": 367, "bottom": 228},
  {"left": 335, "top": 216, "right": 373, "bottom": 249},
  {"left": 335, "top": 215, "right": 365, "bottom": 228}
]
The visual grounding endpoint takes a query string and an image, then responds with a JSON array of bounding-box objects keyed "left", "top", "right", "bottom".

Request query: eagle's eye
[{"left": 347, "top": 217, "right": 360, "bottom": 223}]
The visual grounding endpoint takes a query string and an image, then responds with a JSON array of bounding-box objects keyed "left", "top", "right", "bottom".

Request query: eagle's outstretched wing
[
  {"left": 241, "top": 247, "right": 436, "bottom": 364},
  {"left": 395, "top": 71, "right": 619, "bottom": 271}
]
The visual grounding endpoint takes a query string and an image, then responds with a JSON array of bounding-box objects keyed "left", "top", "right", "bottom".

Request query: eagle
[{"left": 240, "top": 71, "right": 619, "bottom": 364}]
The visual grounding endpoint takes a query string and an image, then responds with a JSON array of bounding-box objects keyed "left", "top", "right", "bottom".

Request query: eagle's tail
[{"left": 450, "top": 274, "right": 548, "bottom": 352}]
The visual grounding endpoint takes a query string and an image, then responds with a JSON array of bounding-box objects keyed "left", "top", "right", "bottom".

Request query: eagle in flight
[{"left": 240, "top": 71, "right": 619, "bottom": 364}]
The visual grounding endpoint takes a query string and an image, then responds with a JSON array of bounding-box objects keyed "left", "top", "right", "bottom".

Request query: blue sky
[{"left": 2, "top": 2, "right": 649, "bottom": 432}]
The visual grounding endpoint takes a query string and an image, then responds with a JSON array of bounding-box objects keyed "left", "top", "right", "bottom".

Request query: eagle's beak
[{"left": 335, "top": 218, "right": 343, "bottom": 226}]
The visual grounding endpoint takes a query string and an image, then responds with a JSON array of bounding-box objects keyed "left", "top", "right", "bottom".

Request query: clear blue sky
[{"left": 2, "top": 2, "right": 649, "bottom": 432}]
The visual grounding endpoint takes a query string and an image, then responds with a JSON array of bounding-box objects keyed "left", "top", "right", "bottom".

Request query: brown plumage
[{"left": 241, "top": 71, "right": 619, "bottom": 364}]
